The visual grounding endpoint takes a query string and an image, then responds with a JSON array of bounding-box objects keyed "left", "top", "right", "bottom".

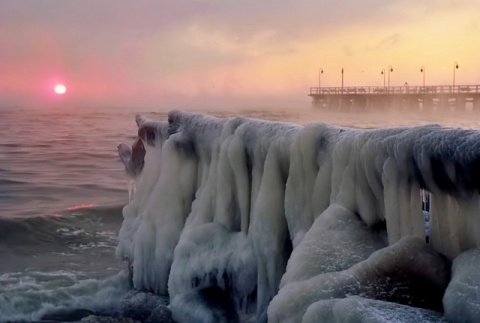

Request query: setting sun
[{"left": 54, "top": 84, "right": 66, "bottom": 95}]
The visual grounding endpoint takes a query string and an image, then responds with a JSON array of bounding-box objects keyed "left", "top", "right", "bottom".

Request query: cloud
[{"left": 366, "top": 33, "right": 402, "bottom": 51}]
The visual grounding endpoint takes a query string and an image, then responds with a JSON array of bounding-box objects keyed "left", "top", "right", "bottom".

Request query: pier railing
[{"left": 309, "top": 85, "right": 480, "bottom": 95}]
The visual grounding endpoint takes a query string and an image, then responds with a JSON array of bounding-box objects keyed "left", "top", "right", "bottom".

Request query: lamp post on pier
[
  {"left": 387, "top": 65, "right": 393, "bottom": 90},
  {"left": 453, "top": 61, "right": 459, "bottom": 90},
  {"left": 341, "top": 68, "right": 344, "bottom": 90},
  {"left": 319, "top": 68, "right": 323, "bottom": 88},
  {"left": 381, "top": 69, "right": 385, "bottom": 87},
  {"left": 420, "top": 66, "right": 425, "bottom": 87}
]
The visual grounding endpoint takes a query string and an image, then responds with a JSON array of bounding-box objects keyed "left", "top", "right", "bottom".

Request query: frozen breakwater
[{"left": 117, "top": 110, "right": 480, "bottom": 322}]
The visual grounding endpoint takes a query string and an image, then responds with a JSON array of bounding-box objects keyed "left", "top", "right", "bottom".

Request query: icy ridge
[{"left": 117, "top": 111, "right": 480, "bottom": 322}]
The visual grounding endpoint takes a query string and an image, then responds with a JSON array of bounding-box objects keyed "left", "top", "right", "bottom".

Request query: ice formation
[{"left": 117, "top": 111, "right": 480, "bottom": 322}]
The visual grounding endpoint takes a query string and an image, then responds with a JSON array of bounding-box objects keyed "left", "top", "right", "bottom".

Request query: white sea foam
[
  {"left": 0, "top": 270, "right": 130, "bottom": 321},
  {"left": 57, "top": 227, "right": 87, "bottom": 236},
  {"left": 67, "top": 241, "right": 115, "bottom": 251}
]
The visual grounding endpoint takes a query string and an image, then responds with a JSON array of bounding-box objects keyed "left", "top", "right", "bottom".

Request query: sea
[{"left": 1, "top": 104, "right": 479, "bottom": 321}]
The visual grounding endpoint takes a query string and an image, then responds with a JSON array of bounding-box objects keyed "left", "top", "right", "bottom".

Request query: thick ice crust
[{"left": 116, "top": 111, "right": 480, "bottom": 322}]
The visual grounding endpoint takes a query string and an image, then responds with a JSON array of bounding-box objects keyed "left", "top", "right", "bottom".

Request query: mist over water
[
  {"left": 291, "top": 105, "right": 480, "bottom": 129},
  {"left": 1, "top": 103, "right": 479, "bottom": 321}
]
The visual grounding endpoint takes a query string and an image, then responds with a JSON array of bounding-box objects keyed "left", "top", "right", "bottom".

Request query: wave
[
  {"left": 0, "top": 270, "right": 130, "bottom": 322},
  {"left": 0, "top": 205, "right": 123, "bottom": 257},
  {"left": 0, "top": 216, "right": 66, "bottom": 246}
]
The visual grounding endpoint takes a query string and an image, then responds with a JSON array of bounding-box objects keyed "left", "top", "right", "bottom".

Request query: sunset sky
[{"left": 1, "top": 1, "right": 479, "bottom": 108}]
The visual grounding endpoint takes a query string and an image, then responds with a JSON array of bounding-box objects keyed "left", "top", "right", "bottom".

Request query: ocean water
[
  {"left": 0, "top": 106, "right": 141, "bottom": 321},
  {"left": 1, "top": 104, "right": 479, "bottom": 321}
]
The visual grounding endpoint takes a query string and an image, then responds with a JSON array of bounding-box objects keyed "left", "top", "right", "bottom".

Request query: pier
[{"left": 309, "top": 85, "right": 480, "bottom": 112}]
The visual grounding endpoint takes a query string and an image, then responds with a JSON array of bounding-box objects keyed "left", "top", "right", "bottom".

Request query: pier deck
[{"left": 309, "top": 85, "right": 480, "bottom": 111}]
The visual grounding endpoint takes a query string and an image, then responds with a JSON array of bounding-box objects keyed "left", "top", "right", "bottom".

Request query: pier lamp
[
  {"left": 319, "top": 68, "right": 323, "bottom": 88},
  {"left": 420, "top": 66, "right": 425, "bottom": 87},
  {"left": 381, "top": 69, "right": 386, "bottom": 87},
  {"left": 387, "top": 65, "right": 393, "bottom": 89},
  {"left": 453, "top": 61, "right": 459, "bottom": 89},
  {"left": 341, "top": 68, "right": 344, "bottom": 89}
]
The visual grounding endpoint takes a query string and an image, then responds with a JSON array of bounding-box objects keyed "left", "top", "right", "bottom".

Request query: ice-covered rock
[
  {"left": 301, "top": 296, "right": 444, "bottom": 323},
  {"left": 120, "top": 291, "right": 169, "bottom": 322},
  {"left": 116, "top": 111, "right": 480, "bottom": 322},
  {"left": 145, "top": 305, "right": 174, "bottom": 323},
  {"left": 280, "top": 203, "right": 387, "bottom": 287},
  {"left": 443, "top": 248, "right": 480, "bottom": 322},
  {"left": 170, "top": 286, "right": 239, "bottom": 323},
  {"left": 268, "top": 236, "right": 450, "bottom": 322}
]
